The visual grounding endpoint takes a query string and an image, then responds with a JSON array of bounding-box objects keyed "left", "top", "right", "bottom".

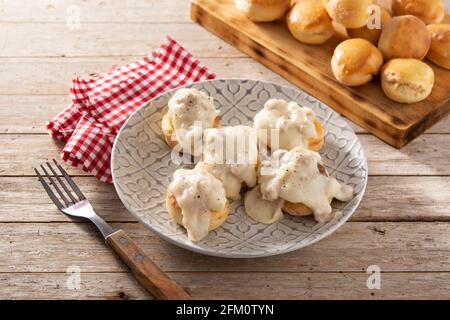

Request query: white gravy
[
  {"left": 254, "top": 99, "right": 318, "bottom": 151},
  {"left": 244, "top": 186, "right": 284, "bottom": 224},
  {"left": 200, "top": 125, "right": 258, "bottom": 200},
  {"left": 258, "top": 147, "right": 354, "bottom": 223},
  {"left": 168, "top": 166, "right": 227, "bottom": 241},
  {"left": 168, "top": 88, "right": 220, "bottom": 155}
]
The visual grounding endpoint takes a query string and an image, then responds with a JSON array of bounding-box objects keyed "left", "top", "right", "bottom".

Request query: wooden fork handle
[{"left": 106, "top": 229, "right": 192, "bottom": 300}]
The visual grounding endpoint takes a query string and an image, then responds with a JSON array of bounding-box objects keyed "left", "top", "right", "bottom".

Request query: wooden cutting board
[{"left": 191, "top": 0, "right": 450, "bottom": 148}]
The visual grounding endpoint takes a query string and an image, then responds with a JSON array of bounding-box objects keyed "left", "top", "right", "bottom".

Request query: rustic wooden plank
[
  {"left": 0, "top": 58, "right": 448, "bottom": 133},
  {"left": 0, "top": 95, "right": 71, "bottom": 134},
  {"left": 191, "top": 0, "right": 450, "bottom": 148},
  {"left": 105, "top": 229, "right": 193, "bottom": 300},
  {"left": 2, "top": 222, "right": 449, "bottom": 273},
  {"left": 2, "top": 0, "right": 448, "bottom": 303},
  {"left": 0, "top": 57, "right": 291, "bottom": 95},
  {"left": 0, "top": 0, "right": 190, "bottom": 23},
  {"left": 357, "top": 176, "right": 450, "bottom": 221},
  {"left": 1, "top": 176, "right": 449, "bottom": 223},
  {"left": 1, "top": 95, "right": 449, "bottom": 134},
  {"left": 0, "top": 135, "right": 79, "bottom": 175},
  {"left": 1, "top": 271, "right": 449, "bottom": 299},
  {"left": 0, "top": 134, "right": 448, "bottom": 176},
  {"left": 363, "top": 134, "right": 450, "bottom": 175},
  {"left": 0, "top": 272, "right": 150, "bottom": 300},
  {"left": 0, "top": 177, "right": 129, "bottom": 222},
  {"left": 412, "top": 115, "right": 450, "bottom": 134},
  {"left": 0, "top": 22, "right": 242, "bottom": 58},
  {"left": 0, "top": 0, "right": 448, "bottom": 25}
]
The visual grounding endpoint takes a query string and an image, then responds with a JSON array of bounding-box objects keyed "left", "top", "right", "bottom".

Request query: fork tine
[
  {"left": 53, "top": 159, "right": 86, "bottom": 201},
  {"left": 46, "top": 161, "right": 78, "bottom": 203},
  {"left": 34, "top": 167, "right": 64, "bottom": 209},
  {"left": 40, "top": 164, "right": 71, "bottom": 207}
]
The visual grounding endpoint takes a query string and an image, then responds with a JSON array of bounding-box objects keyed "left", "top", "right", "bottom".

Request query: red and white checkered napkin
[{"left": 46, "top": 36, "right": 216, "bottom": 183}]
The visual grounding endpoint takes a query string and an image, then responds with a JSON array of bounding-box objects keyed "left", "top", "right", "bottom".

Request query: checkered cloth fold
[{"left": 46, "top": 36, "right": 216, "bottom": 182}]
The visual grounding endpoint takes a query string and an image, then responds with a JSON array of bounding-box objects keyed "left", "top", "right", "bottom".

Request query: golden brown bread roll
[
  {"left": 378, "top": 15, "right": 431, "bottom": 60},
  {"left": 287, "top": 0, "right": 335, "bottom": 44},
  {"left": 281, "top": 162, "right": 330, "bottom": 217},
  {"left": 309, "top": 119, "right": 325, "bottom": 151},
  {"left": 282, "top": 201, "right": 313, "bottom": 216},
  {"left": 234, "top": 0, "right": 291, "bottom": 22},
  {"left": 331, "top": 38, "right": 384, "bottom": 86},
  {"left": 259, "top": 117, "right": 325, "bottom": 152},
  {"left": 427, "top": 24, "right": 450, "bottom": 69},
  {"left": 166, "top": 192, "right": 230, "bottom": 233},
  {"left": 254, "top": 99, "right": 325, "bottom": 152},
  {"left": 347, "top": 7, "right": 392, "bottom": 45},
  {"left": 373, "top": 0, "right": 393, "bottom": 13},
  {"left": 323, "top": 0, "right": 372, "bottom": 28},
  {"left": 161, "top": 112, "right": 179, "bottom": 149},
  {"left": 161, "top": 112, "right": 221, "bottom": 150},
  {"left": 392, "top": 0, "right": 445, "bottom": 25},
  {"left": 381, "top": 58, "right": 435, "bottom": 103}
]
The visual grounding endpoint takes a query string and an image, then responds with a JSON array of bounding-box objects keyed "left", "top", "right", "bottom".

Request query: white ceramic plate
[{"left": 111, "top": 79, "right": 368, "bottom": 258}]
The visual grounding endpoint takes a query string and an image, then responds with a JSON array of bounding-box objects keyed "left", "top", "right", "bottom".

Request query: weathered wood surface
[
  {"left": 1, "top": 0, "right": 450, "bottom": 300},
  {"left": 105, "top": 229, "right": 193, "bottom": 300},
  {"left": 1, "top": 272, "right": 449, "bottom": 300},
  {"left": 0, "top": 61, "right": 448, "bottom": 133},
  {"left": 0, "top": 0, "right": 191, "bottom": 23},
  {"left": 0, "top": 57, "right": 291, "bottom": 95},
  {"left": 0, "top": 23, "right": 240, "bottom": 58},
  {"left": 1, "top": 176, "right": 449, "bottom": 222},
  {"left": 1, "top": 222, "right": 450, "bottom": 273},
  {"left": 1, "top": 134, "right": 449, "bottom": 176}
]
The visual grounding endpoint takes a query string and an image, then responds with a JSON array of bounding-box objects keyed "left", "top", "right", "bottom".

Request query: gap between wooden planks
[
  {"left": 0, "top": 23, "right": 241, "bottom": 58},
  {"left": 0, "top": 57, "right": 289, "bottom": 94},
  {"left": 0, "top": 6, "right": 447, "bottom": 56},
  {"left": 0, "top": 0, "right": 191, "bottom": 23},
  {"left": 0, "top": 94, "right": 448, "bottom": 134},
  {"left": 1, "top": 272, "right": 450, "bottom": 299},
  {"left": 0, "top": 0, "right": 448, "bottom": 301},
  {"left": 1, "top": 176, "right": 449, "bottom": 222},
  {"left": 0, "top": 135, "right": 449, "bottom": 176},
  {"left": 1, "top": 222, "right": 450, "bottom": 273},
  {"left": 0, "top": 57, "right": 447, "bottom": 133}
]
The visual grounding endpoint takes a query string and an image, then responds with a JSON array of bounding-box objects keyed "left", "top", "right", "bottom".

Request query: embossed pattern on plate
[{"left": 112, "top": 79, "right": 368, "bottom": 258}]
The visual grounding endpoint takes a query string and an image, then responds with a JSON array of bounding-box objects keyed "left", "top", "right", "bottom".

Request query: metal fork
[{"left": 34, "top": 159, "right": 192, "bottom": 300}]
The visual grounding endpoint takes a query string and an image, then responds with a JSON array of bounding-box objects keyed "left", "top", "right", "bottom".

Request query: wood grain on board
[{"left": 191, "top": 0, "right": 450, "bottom": 148}]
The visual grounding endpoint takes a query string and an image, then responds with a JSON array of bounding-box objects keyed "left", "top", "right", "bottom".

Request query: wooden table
[{"left": 1, "top": 0, "right": 449, "bottom": 299}]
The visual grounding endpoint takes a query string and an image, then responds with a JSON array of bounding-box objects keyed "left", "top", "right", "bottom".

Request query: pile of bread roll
[{"left": 234, "top": 0, "right": 450, "bottom": 104}]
